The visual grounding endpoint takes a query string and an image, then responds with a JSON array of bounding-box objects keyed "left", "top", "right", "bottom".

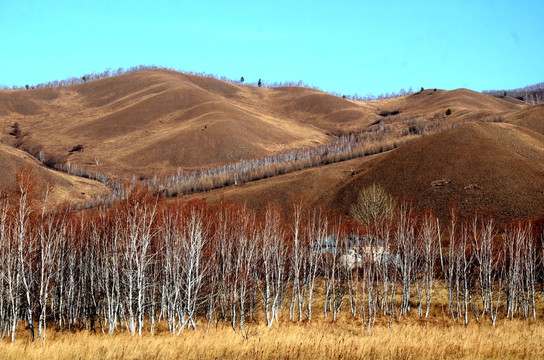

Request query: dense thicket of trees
[
  {"left": 150, "top": 131, "right": 408, "bottom": 198},
  {"left": 0, "top": 167, "right": 543, "bottom": 343}
]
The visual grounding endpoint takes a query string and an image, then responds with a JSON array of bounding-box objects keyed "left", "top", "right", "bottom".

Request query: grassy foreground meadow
[{"left": 1, "top": 318, "right": 543, "bottom": 359}]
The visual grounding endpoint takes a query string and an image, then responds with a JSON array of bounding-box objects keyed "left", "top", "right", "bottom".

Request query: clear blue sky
[{"left": 1, "top": 0, "right": 543, "bottom": 95}]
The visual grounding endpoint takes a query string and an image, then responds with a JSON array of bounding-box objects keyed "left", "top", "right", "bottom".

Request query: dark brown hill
[
  {"left": 338, "top": 121, "right": 544, "bottom": 221},
  {"left": 193, "top": 122, "right": 544, "bottom": 222}
]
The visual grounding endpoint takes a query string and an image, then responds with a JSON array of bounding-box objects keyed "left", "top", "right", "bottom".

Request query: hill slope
[
  {"left": 0, "top": 70, "right": 377, "bottom": 180},
  {"left": 381, "top": 88, "right": 526, "bottom": 121},
  {"left": 338, "top": 121, "right": 544, "bottom": 220},
  {"left": 1, "top": 70, "right": 527, "bottom": 182},
  {"left": 0, "top": 142, "right": 110, "bottom": 206},
  {"left": 192, "top": 122, "right": 544, "bottom": 222},
  {"left": 1, "top": 70, "right": 542, "bottom": 219}
]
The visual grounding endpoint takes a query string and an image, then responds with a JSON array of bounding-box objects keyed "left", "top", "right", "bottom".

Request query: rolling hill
[
  {"left": 1, "top": 69, "right": 543, "bottom": 220},
  {"left": 0, "top": 70, "right": 378, "bottom": 181},
  {"left": 0, "top": 142, "right": 110, "bottom": 207},
  {"left": 188, "top": 122, "right": 544, "bottom": 222},
  {"left": 1, "top": 70, "right": 527, "bottom": 180}
]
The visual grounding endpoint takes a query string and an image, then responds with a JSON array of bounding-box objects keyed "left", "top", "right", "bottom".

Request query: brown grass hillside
[
  {"left": 0, "top": 70, "right": 376, "bottom": 181},
  {"left": 193, "top": 122, "right": 544, "bottom": 222},
  {"left": 1, "top": 69, "right": 542, "bottom": 218},
  {"left": 338, "top": 121, "right": 544, "bottom": 221},
  {"left": 382, "top": 88, "right": 526, "bottom": 121},
  {"left": 0, "top": 142, "right": 109, "bottom": 206},
  {"left": 505, "top": 103, "right": 544, "bottom": 134},
  {"left": 0, "top": 70, "right": 529, "bottom": 182}
]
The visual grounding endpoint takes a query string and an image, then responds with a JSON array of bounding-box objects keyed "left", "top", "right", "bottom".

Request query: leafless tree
[
  {"left": 446, "top": 210, "right": 475, "bottom": 324},
  {"left": 211, "top": 204, "right": 256, "bottom": 331},
  {"left": 395, "top": 202, "right": 416, "bottom": 316},
  {"left": 471, "top": 216, "right": 503, "bottom": 324},
  {"left": 36, "top": 188, "right": 63, "bottom": 343},
  {"left": 177, "top": 206, "right": 209, "bottom": 331},
  {"left": 160, "top": 209, "right": 184, "bottom": 333},
  {"left": 504, "top": 222, "right": 525, "bottom": 320},
  {"left": 321, "top": 228, "right": 339, "bottom": 321},
  {"left": 419, "top": 212, "right": 439, "bottom": 317},
  {"left": 288, "top": 203, "right": 304, "bottom": 321},
  {"left": 258, "top": 206, "right": 286, "bottom": 327},
  {"left": 359, "top": 234, "right": 378, "bottom": 331},
  {"left": 0, "top": 195, "right": 20, "bottom": 342},
  {"left": 303, "top": 210, "right": 326, "bottom": 321},
  {"left": 331, "top": 231, "right": 348, "bottom": 321},
  {"left": 14, "top": 168, "right": 37, "bottom": 341},
  {"left": 118, "top": 192, "right": 157, "bottom": 335},
  {"left": 350, "top": 184, "right": 395, "bottom": 225},
  {"left": 506, "top": 222, "right": 537, "bottom": 320}
]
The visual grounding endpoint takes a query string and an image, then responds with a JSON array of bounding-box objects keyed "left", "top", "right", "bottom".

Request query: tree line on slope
[
  {"left": 32, "top": 111, "right": 446, "bottom": 209},
  {"left": 0, "top": 168, "right": 542, "bottom": 344}
]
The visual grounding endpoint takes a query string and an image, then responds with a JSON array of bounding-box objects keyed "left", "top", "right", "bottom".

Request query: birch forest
[{"left": 0, "top": 167, "right": 542, "bottom": 344}]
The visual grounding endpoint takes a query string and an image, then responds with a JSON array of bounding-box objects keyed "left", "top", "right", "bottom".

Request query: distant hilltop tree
[{"left": 240, "top": 76, "right": 244, "bottom": 83}]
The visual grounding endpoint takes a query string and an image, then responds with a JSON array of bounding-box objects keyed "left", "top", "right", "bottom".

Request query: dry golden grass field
[
  {"left": 1, "top": 318, "right": 543, "bottom": 359},
  {"left": 0, "top": 277, "right": 543, "bottom": 360}
]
